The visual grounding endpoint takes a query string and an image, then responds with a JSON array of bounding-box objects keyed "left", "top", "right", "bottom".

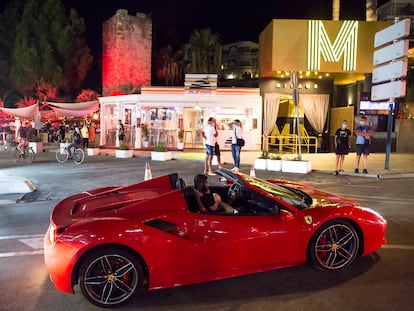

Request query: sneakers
[
  {"left": 354, "top": 168, "right": 359, "bottom": 173},
  {"left": 363, "top": 169, "right": 368, "bottom": 174},
  {"left": 231, "top": 167, "right": 239, "bottom": 172},
  {"left": 207, "top": 171, "right": 217, "bottom": 176}
]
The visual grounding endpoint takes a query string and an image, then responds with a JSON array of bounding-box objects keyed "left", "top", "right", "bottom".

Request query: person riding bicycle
[
  {"left": 65, "top": 126, "right": 82, "bottom": 157},
  {"left": 17, "top": 121, "right": 29, "bottom": 155}
]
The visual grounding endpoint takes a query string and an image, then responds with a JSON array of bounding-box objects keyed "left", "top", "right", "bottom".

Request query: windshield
[{"left": 244, "top": 175, "right": 309, "bottom": 209}]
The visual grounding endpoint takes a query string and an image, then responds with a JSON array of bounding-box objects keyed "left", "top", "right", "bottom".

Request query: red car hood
[{"left": 268, "top": 179, "right": 359, "bottom": 209}]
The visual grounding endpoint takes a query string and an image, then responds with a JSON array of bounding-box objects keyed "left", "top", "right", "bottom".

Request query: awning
[
  {"left": 0, "top": 104, "right": 39, "bottom": 118},
  {"left": 46, "top": 101, "right": 100, "bottom": 117}
]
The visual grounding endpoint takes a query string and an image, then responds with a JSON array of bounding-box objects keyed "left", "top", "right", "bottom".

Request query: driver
[{"left": 193, "top": 174, "right": 237, "bottom": 214}]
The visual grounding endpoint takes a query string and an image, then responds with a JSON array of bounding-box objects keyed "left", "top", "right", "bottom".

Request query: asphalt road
[{"left": 0, "top": 152, "right": 413, "bottom": 311}]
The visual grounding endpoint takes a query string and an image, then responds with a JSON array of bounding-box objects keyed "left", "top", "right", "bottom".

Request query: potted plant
[
  {"left": 115, "top": 143, "right": 133, "bottom": 158},
  {"left": 151, "top": 144, "right": 172, "bottom": 161},
  {"left": 281, "top": 156, "right": 312, "bottom": 174},
  {"left": 141, "top": 123, "right": 149, "bottom": 148},
  {"left": 29, "top": 136, "right": 43, "bottom": 153},
  {"left": 254, "top": 150, "right": 269, "bottom": 170},
  {"left": 87, "top": 142, "right": 100, "bottom": 156},
  {"left": 267, "top": 154, "right": 282, "bottom": 171},
  {"left": 177, "top": 128, "right": 185, "bottom": 150}
]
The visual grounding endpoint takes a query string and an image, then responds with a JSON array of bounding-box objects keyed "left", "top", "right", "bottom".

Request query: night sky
[
  {"left": 1, "top": 0, "right": 389, "bottom": 90},
  {"left": 61, "top": 0, "right": 368, "bottom": 51}
]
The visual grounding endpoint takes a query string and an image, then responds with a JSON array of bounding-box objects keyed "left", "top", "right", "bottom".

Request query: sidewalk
[
  {"left": 0, "top": 147, "right": 413, "bottom": 196},
  {"left": 100, "top": 148, "right": 414, "bottom": 179}
]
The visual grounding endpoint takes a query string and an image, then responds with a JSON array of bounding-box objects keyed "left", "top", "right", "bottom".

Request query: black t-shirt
[
  {"left": 335, "top": 128, "right": 351, "bottom": 144},
  {"left": 200, "top": 192, "right": 215, "bottom": 211},
  {"left": 18, "top": 127, "right": 28, "bottom": 138}
]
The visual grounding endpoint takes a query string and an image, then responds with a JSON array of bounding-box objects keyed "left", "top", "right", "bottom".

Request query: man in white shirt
[{"left": 202, "top": 117, "right": 221, "bottom": 175}]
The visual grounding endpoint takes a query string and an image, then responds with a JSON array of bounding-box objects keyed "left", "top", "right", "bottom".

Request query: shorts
[
  {"left": 214, "top": 142, "right": 221, "bottom": 156},
  {"left": 335, "top": 143, "right": 349, "bottom": 155},
  {"left": 205, "top": 144, "right": 214, "bottom": 156},
  {"left": 356, "top": 144, "right": 370, "bottom": 155}
]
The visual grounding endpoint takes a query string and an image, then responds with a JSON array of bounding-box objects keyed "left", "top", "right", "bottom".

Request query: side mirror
[{"left": 219, "top": 177, "right": 231, "bottom": 185}]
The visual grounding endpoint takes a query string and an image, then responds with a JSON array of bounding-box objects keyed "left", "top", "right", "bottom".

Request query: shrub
[
  {"left": 154, "top": 144, "right": 168, "bottom": 152},
  {"left": 269, "top": 154, "right": 282, "bottom": 160},
  {"left": 259, "top": 150, "right": 269, "bottom": 159},
  {"left": 119, "top": 143, "right": 130, "bottom": 150}
]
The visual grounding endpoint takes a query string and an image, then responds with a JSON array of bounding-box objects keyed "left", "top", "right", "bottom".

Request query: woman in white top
[{"left": 231, "top": 119, "right": 243, "bottom": 171}]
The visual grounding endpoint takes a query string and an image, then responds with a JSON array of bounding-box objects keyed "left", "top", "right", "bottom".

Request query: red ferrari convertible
[{"left": 44, "top": 169, "right": 387, "bottom": 307}]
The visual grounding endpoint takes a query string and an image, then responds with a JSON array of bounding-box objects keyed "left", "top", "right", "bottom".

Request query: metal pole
[
  {"left": 291, "top": 71, "right": 302, "bottom": 160},
  {"left": 385, "top": 100, "right": 393, "bottom": 169}
]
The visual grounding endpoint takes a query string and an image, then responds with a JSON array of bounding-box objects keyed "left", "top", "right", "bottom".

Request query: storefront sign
[
  {"left": 259, "top": 19, "right": 392, "bottom": 79},
  {"left": 308, "top": 20, "right": 358, "bottom": 71}
]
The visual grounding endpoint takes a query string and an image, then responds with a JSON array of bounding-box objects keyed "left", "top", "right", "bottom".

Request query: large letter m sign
[{"left": 307, "top": 20, "right": 358, "bottom": 71}]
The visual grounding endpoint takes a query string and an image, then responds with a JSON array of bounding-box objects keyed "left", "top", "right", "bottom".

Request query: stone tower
[{"left": 102, "top": 9, "right": 152, "bottom": 95}]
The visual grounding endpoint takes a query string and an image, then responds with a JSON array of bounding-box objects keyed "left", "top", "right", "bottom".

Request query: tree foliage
[
  {"left": 0, "top": 0, "right": 92, "bottom": 101},
  {"left": 183, "top": 28, "right": 221, "bottom": 74},
  {"left": 154, "top": 45, "right": 183, "bottom": 86}
]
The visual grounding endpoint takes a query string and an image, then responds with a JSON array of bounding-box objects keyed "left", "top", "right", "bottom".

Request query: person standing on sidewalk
[
  {"left": 333, "top": 120, "right": 351, "bottom": 175},
  {"left": 202, "top": 117, "right": 222, "bottom": 175},
  {"left": 355, "top": 116, "right": 373, "bottom": 174},
  {"left": 80, "top": 122, "right": 89, "bottom": 148},
  {"left": 117, "top": 120, "right": 125, "bottom": 143},
  {"left": 231, "top": 119, "right": 243, "bottom": 172}
]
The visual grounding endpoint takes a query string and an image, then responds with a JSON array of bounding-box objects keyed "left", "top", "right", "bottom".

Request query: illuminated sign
[{"left": 307, "top": 20, "right": 358, "bottom": 71}]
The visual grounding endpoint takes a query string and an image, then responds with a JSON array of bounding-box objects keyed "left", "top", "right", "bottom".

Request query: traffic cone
[
  {"left": 250, "top": 165, "right": 256, "bottom": 177},
  {"left": 144, "top": 162, "right": 152, "bottom": 180}
]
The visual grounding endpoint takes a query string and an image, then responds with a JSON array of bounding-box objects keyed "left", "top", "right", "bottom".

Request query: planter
[
  {"left": 267, "top": 159, "right": 282, "bottom": 171},
  {"left": 115, "top": 149, "right": 133, "bottom": 158},
  {"left": 281, "top": 160, "right": 312, "bottom": 174},
  {"left": 29, "top": 142, "right": 43, "bottom": 153},
  {"left": 151, "top": 151, "right": 172, "bottom": 161},
  {"left": 254, "top": 158, "right": 267, "bottom": 170},
  {"left": 87, "top": 148, "right": 100, "bottom": 156},
  {"left": 177, "top": 141, "right": 184, "bottom": 150}
]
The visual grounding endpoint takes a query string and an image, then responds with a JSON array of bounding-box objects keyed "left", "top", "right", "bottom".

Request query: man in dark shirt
[{"left": 17, "top": 121, "right": 29, "bottom": 154}]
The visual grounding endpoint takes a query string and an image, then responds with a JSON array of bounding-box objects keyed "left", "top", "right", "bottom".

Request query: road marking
[
  {"left": 0, "top": 234, "right": 44, "bottom": 258},
  {"left": 0, "top": 250, "right": 44, "bottom": 258},
  {"left": 382, "top": 244, "right": 414, "bottom": 250},
  {"left": 0, "top": 234, "right": 44, "bottom": 240}
]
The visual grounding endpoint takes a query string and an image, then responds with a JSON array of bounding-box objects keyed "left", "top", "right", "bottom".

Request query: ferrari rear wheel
[
  {"left": 78, "top": 248, "right": 144, "bottom": 308},
  {"left": 308, "top": 220, "right": 360, "bottom": 271}
]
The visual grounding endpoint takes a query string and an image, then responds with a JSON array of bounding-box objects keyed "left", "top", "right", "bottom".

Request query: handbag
[{"left": 235, "top": 128, "right": 245, "bottom": 146}]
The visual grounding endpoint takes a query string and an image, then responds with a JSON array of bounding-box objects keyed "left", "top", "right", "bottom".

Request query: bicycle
[
  {"left": 55, "top": 144, "right": 85, "bottom": 164},
  {"left": 9, "top": 144, "right": 35, "bottom": 163}
]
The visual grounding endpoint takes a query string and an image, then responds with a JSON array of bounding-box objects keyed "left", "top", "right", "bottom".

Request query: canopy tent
[
  {"left": 0, "top": 101, "right": 100, "bottom": 119},
  {"left": 46, "top": 101, "right": 100, "bottom": 117},
  {"left": 0, "top": 104, "right": 39, "bottom": 119}
]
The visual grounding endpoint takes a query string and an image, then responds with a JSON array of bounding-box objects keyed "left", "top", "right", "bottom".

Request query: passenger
[{"left": 193, "top": 174, "right": 236, "bottom": 214}]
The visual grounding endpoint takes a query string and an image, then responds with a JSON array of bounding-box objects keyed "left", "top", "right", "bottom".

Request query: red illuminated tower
[{"left": 102, "top": 9, "right": 152, "bottom": 95}]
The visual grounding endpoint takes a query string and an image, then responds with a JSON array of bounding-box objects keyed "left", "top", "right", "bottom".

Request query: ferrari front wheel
[
  {"left": 78, "top": 248, "right": 144, "bottom": 308},
  {"left": 308, "top": 220, "right": 360, "bottom": 271}
]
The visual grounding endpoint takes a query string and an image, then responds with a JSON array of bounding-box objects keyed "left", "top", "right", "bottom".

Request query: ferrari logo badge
[{"left": 304, "top": 216, "right": 312, "bottom": 224}]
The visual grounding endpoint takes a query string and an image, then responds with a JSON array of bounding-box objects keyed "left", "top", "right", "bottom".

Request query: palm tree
[
  {"left": 183, "top": 28, "right": 221, "bottom": 74},
  {"left": 155, "top": 45, "right": 183, "bottom": 86}
]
